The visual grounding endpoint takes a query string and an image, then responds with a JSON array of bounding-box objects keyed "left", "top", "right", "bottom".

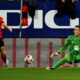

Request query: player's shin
[
  {"left": 1, "top": 53, "right": 6, "bottom": 63},
  {"left": 0, "top": 47, "right": 8, "bottom": 67},
  {"left": 46, "top": 57, "right": 66, "bottom": 70},
  {"left": 52, "top": 58, "right": 66, "bottom": 69}
]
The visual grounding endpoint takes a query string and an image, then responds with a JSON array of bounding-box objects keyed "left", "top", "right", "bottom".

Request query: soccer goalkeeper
[{"left": 47, "top": 25, "right": 80, "bottom": 70}]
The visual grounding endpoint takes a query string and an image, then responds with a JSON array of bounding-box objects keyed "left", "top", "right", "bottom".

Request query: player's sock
[
  {"left": 52, "top": 58, "right": 66, "bottom": 69},
  {"left": 4, "top": 59, "right": 9, "bottom": 67}
]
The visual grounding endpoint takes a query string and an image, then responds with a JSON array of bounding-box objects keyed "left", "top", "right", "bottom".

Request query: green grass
[{"left": 0, "top": 67, "right": 80, "bottom": 80}]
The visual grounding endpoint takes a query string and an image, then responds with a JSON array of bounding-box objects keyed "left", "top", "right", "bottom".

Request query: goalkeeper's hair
[{"left": 75, "top": 25, "right": 80, "bottom": 28}]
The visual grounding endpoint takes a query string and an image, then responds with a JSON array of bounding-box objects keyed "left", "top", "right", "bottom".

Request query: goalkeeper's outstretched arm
[{"left": 50, "top": 37, "right": 70, "bottom": 58}]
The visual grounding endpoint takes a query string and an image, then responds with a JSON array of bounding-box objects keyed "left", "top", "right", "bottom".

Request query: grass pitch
[{"left": 0, "top": 67, "right": 80, "bottom": 80}]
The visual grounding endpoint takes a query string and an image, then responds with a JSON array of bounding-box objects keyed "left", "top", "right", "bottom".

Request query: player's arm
[
  {"left": 50, "top": 37, "right": 70, "bottom": 58},
  {"left": 2, "top": 23, "right": 12, "bottom": 32},
  {"left": 58, "top": 38, "right": 70, "bottom": 53}
]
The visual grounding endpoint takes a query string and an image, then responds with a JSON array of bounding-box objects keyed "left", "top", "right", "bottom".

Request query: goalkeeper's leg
[
  {"left": 52, "top": 57, "right": 66, "bottom": 69},
  {"left": 52, "top": 54, "right": 71, "bottom": 69},
  {"left": 46, "top": 54, "right": 70, "bottom": 70}
]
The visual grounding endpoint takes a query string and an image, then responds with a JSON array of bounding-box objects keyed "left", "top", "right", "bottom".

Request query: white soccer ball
[{"left": 24, "top": 55, "right": 34, "bottom": 64}]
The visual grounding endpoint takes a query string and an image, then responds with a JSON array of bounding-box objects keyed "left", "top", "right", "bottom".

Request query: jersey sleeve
[{"left": 58, "top": 36, "right": 71, "bottom": 53}]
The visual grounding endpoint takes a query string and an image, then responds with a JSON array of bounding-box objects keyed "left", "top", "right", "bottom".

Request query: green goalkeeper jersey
[{"left": 59, "top": 35, "right": 80, "bottom": 61}]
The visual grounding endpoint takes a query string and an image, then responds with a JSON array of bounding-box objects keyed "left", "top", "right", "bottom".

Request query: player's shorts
[{"left": 0, "top": 38, "right": 4, "bottom": 47}]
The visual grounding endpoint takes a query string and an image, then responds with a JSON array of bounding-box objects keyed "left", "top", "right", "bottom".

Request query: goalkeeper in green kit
[{"left": 47, "top": 25, "right": 80, "bottom": 70}]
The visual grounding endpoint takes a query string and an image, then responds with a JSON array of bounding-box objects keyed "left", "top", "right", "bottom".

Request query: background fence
[{"left": 0, "top": 38, "right": 79, "bottom": 68}]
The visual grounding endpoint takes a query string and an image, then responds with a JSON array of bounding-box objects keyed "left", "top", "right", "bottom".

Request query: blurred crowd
[
  {"left": 0, "top": 0, "right": 79, "bottom": 19},
  {"left": 24, "top": 0, "right": 79, "bottom": 19}
]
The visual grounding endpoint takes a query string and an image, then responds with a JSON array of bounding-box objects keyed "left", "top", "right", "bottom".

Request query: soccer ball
[{"left": 24, "top": 55, "right": 34, "bottom": 64}]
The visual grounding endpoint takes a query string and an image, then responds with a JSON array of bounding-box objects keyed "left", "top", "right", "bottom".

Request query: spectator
[
  {"left": 3, "top": 0, "right": 20, "bottom": 2},
  {"left": 27, "top": 0, "right": 37, "bottom": 18},
  {"left": 56, "top": 0, "right": 78, "bottom": 19}
]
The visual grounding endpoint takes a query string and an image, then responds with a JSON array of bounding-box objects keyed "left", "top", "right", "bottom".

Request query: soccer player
[
  {"left": 47, "top": 25, "right": 80, "bottom": 70},
  {"left": 0, "top": 17, "right": 12, "bottom": 67}
]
